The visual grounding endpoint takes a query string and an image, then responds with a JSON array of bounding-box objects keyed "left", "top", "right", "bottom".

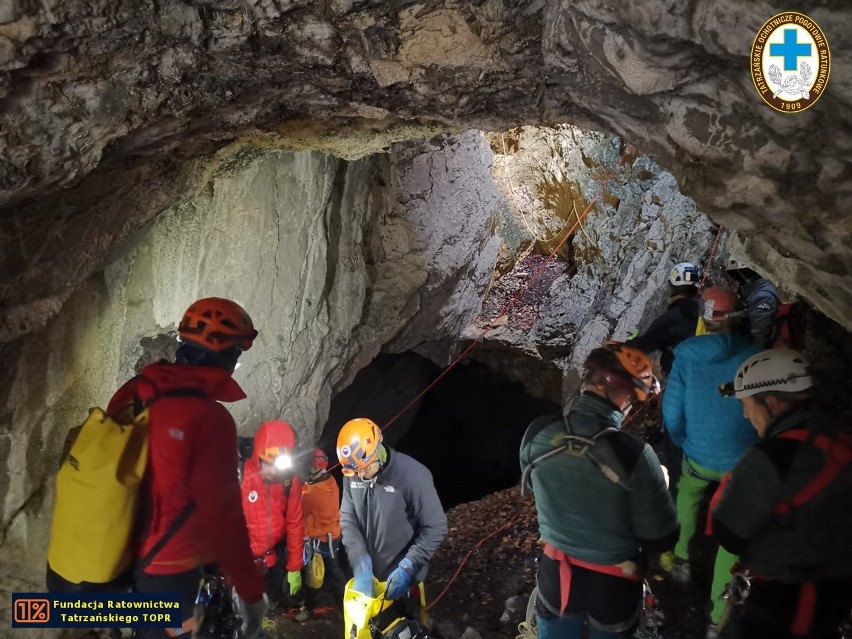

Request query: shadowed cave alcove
[{"left": 318, "top": 352, "right": 558, "bottom": 509}]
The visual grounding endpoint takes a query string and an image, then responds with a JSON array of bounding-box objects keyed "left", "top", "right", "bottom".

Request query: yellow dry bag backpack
[
  {"left": 47, "top": 381, "right": 201, "bottom": 586},
  {"left": 343, "top": 578, "right": 428, "bottom": 639}
]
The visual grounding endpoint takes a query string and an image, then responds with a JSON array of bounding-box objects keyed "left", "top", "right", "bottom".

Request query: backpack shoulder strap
[
  {"left": 520, "top": 413, "right": 567, "bottom": 495},
  {"left": 774, "top": 428, "right": 852, "bottom": 517},
  {"left": 133, "top": 500, "right": 195, "bottom": 579},
  {"left": 130, "top": 378, "right": 207, "bottom": 576}
]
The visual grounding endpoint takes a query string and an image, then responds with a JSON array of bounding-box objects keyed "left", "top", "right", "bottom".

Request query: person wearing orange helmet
[
  {"left": 661, "top": 287, "right": 762, "bottom": 637},
  {"left": 301, "top": 448, "right": 347, "bottom": 610},
  {"left": 520, "top": 341, "right": 676, "bottom": 638},
  {"left": 337, "top": 418, "right": 448, "bottom": 612},
  {"left": 240, "top": 420, "right": 305, "bottom": 611},
  {"left": 101, "top": 297, "right": 266, "bottom": 639}
]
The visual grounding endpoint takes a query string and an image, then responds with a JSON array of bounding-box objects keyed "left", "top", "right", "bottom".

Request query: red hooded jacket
[
  {"left": 240, "top": 421, "right": 304, "bottom": 572},
  {"left": 107, "top": 361, "right": 264, "bottom": 603}
]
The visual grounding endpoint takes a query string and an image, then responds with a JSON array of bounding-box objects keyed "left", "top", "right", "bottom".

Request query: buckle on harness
[{"left": 722, "top": 571, "right": 752, "bottom": 606}]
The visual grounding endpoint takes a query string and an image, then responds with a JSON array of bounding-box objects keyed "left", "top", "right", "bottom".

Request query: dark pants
[
  {"left": 724, "top": 577, "right": 852, "bottom": 639},
  {"left": 133, "top": 568, "right": 202, "bottom": 639},
  {"left": 304, "top": 537, "right": 347, "bottom": 610}
]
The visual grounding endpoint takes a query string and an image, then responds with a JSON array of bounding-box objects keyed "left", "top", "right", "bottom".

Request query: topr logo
[{"left": 751, "top": 12, "right": 830, "bottom": 113}]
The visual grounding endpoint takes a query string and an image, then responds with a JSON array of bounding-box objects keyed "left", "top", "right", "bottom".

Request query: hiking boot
[
  {"left": 659, "top": 551, "right": 691, "bottom": 583},
  {"left": 292, "top": 606, "right": 310, "bottom": 623}
]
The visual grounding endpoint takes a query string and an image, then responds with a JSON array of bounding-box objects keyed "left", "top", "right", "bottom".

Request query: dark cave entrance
[{"left": 318, "top": 352, "right": 559, "bottom": 509}]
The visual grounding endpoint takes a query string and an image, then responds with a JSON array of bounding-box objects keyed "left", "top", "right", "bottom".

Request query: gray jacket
[{"left": 340, "top": 448, "right": 448, "bottom": 581}]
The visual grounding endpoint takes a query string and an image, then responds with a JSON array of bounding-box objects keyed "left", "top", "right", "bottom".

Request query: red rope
[
  {"left": 327, "top": 178, "right": 610, "bottom": 476},
  {"left": 426, "top": 516, "right": 519, "bottom": 610},
  {"left": 698, "top": 225, "right": 725, "bottom": 291},
  {"left": 380, "top": 180, "right": 608, "bottom": 432}
]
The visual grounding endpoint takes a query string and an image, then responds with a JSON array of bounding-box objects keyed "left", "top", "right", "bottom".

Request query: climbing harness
[
  {"left": 514, "top": 580, "right": 664, "bottom": 639},
  {"left": 634, "top": 580, "right": 665, "bottom": 639},
  {"left": 721, "top": 570, "right": 752, "bottom": 607},
  {"left": 193, "top": 573, "right": 242, "bottom": 639}
]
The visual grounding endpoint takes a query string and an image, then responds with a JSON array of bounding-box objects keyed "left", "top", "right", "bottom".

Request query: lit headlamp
[
  {"left": 260, "top": 446, "right": 293, "bottom": 470},
  {"left": 273, "top": 454, "right": 292, "bottom": 470}
]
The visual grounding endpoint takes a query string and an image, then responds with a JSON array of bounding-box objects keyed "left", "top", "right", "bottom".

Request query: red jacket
[
  {"left": 107, "top": 361, "right": 264, "bottom": 603},
  {"left": 241, "top": 458, "right": 304, "bottom": 572}
]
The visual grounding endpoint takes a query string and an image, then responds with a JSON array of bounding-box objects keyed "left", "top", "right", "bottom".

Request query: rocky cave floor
[
  {"left": 258, "top": 400, "right": 713, "bottom": 639},
  {"left": 256, "top": 484, "right": 712, "bottom": 639}
]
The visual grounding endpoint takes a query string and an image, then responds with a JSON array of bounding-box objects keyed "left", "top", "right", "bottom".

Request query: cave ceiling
[{"left": 1, "top": 0, "right": 850, "bottom": 338}]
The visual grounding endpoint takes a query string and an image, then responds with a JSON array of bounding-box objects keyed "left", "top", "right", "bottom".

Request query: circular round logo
[
  {"left": 340, "top": 445, "right": 351, "bottom": 457},
  {"left": 248, "top": 490, "right": 258, "bottom": 503},
  {"left": 751, "top": 12, "right": 830, "bottom": 113}
]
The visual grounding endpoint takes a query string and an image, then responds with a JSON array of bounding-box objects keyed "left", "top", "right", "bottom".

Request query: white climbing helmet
[
  {"left": 668, "top": 262, "right": 700, "bottom": 287},
  {"left": 728, "top": 349, "right": 813, "bottom": 399}
]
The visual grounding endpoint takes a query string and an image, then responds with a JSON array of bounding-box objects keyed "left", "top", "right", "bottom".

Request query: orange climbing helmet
[
  {"left": 254, "top": 420, "right": 296, "bottom": 470},
  {"left": 337, "top": 418, "right": 383, "bottom": 477},
  {"left": 584, "top": 341, "right": 660, "bottom": 402},
  {"left": 178, "top": 297, "right": 258, "bottom": 352}
]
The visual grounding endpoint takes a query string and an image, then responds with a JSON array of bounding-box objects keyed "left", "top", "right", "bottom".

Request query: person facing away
[
  {"left": 240, "top": 419, "right": 305, "bottom": 610},
  {"left": 301, "top": 448, "right": 347, "bottom": 609},
  {"left": 519, "top": 341, "right": 678, "bottom": 639},
  {"left": 631, "top": 261, "right": 702, "bottom": 375},
  {"left": 104, "top": 297, "right": 266, "bottom": 639},
  {"left": 661, "top": 287, "right": 761, "bottom": 636},
  {"left": 337, "top": 418, "right": 448, "bottom": 611},
  {"left": 726, "top": 259, "right": 780, "bottom": 350},
  {"left": 712, "top": 349, "right": 852, "bottom": 639}
]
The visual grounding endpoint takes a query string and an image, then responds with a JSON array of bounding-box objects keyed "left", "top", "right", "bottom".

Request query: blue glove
[
  {"left": 385, "top": 557, "right": 416, "bottom": 600},
  {"left": 352, "top": 554, "right": 376, "bottom": 597}
]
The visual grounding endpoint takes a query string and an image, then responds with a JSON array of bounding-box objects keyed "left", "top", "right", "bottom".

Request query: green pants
[{"left": 674, "top": 458, "right": 738, "bottom": 625}]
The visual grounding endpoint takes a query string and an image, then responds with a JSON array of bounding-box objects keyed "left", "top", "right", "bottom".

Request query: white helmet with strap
[
  {"left": 668, "top": 262, "right": 700, "bottom": 287},
  {"left": 729, "top": 349, "right": 813, "bottom": 399}
]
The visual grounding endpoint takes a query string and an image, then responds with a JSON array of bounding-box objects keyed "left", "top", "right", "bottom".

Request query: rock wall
[
  {"left": 469, "top": 125, "right": 716, "bottom": 400},
  {"left": 0, "top": 131, "right": 499, "bottom": 594},
  {"left": 1, "top": 0, "right": 850, "bottom": 337}
]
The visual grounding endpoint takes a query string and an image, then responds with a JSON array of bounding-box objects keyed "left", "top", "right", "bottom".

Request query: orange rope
[{"left": 426, "top": 516, "right": 519, "bottom": 610}]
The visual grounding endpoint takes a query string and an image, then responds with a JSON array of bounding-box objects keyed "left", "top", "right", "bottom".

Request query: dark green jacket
[
  {"left": 713, "top": 406, "right": 852, "bottom": 582},
  {"left": 519, "top": 393, "right": 677, "bottom": 565}
]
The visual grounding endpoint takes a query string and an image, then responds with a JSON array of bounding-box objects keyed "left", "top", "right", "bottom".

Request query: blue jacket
[{"left": 662, "top": 333, "right": 761, "bottom": 472}]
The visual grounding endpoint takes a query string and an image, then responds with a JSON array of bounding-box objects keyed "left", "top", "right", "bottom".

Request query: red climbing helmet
[
  {"left": 178, "top": 297, "right": 258, "bottom": 352},
  {"left": 700, "top": 288, "right": 743, "bottom": 322},
  {"left": 311, "top": 448, "right": 329, "bottom": 472}
]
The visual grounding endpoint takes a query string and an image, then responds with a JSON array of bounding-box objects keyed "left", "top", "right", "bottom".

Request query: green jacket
[
  {"left": 519, "top": 393, "right": 677, "bottom": 565},
  {"left": 713, "top": 406, "right": 852, "bottom": 582}
]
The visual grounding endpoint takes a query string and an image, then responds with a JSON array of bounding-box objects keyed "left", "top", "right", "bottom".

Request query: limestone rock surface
[
  {"left": 0, "top": 131, "right": 499, "bottom": 595},
  {"left": 1, "top": 1, "right": 850, "bottom": 333}
]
